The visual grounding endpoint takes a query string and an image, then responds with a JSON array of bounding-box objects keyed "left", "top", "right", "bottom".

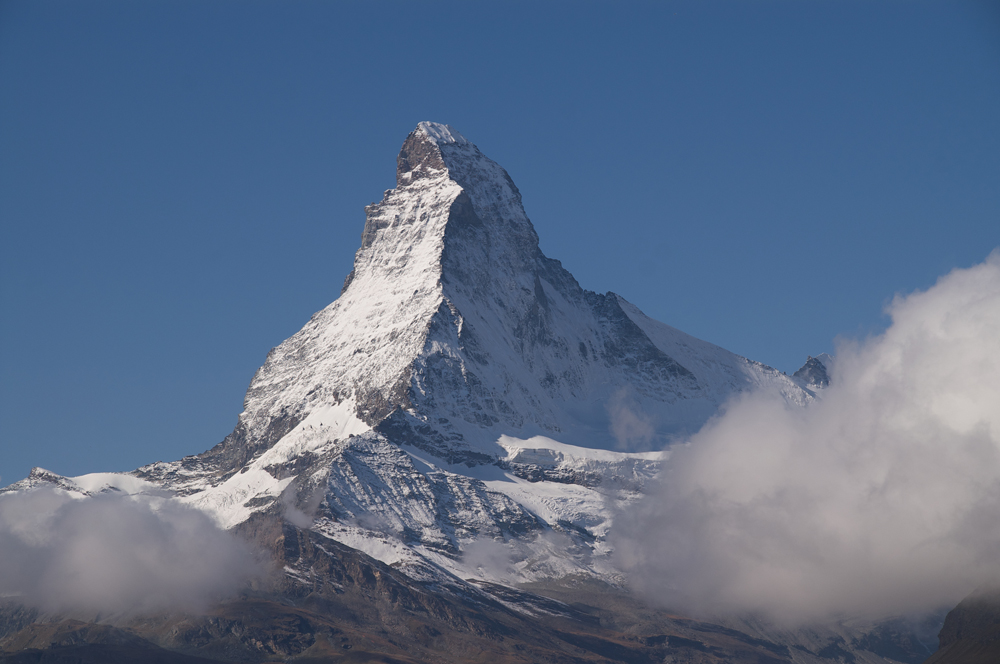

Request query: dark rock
[
  {"left": 924, "top": 587, "right": 1000, "bottom": 664},
  {"left": 793, "top": 355, "right": 830, "bottom": 388}
]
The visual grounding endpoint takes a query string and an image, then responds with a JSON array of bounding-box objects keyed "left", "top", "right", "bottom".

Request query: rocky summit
[{"left": 0, "top": 123, "right": 943, "bottom": 664}]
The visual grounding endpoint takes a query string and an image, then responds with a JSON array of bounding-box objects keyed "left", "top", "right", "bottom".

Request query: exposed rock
[
  {"left": 924, "top": 587, "right": 1000, "bottom": 664},
  {"left": 792, "top": 354, "right": 833, "bottom": 390}
]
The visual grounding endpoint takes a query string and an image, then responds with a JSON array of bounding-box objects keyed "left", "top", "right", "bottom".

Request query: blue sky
[{"left": 1, "top": 0, "right": 998, "bottom": 484}]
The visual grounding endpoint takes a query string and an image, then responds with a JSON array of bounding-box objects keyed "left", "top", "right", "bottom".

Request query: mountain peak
[
  {"left": 195, "top": 122, "right": 810, "bottom": 480},
  {"left": 382, "top": 122, "right": 539, "bottom": 282},
  {"left": 792, "top": 353, "right": 833, "bottom": 390},
  {"left": 416, "top": 121, "right": 468, "bottom": 146},
  {"left": 396, "top": 121, "right": 473, "bottom": 185}
]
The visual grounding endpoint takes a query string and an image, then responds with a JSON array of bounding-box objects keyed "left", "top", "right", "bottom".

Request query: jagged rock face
[{"left": 792, "top": 354, "right": 832, "bottom": 390}]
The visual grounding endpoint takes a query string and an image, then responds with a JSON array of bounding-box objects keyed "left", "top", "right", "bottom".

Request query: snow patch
[
  {"left": 417, "top": 121, "right": 469, "bottom": 146},
  {"left": 181, "top": 469, "right": 294, "bottom": 530},
  {"left": 69, "top": 472, "right": 161, "bottom": 496}
]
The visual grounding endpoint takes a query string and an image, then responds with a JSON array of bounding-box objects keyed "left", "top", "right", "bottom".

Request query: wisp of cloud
[
  {"left": 0, "top": 489, "right": 261, "bottom": 615},
  {"left": 615, "top": 251, "right": 1000, "bottom": 622},
  {"left": 607, "top": 387, "right": 656, "bottom": 451}
]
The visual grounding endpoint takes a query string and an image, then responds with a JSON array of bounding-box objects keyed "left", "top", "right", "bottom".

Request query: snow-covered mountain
[
  {"left": 4, "top": 123, "right": 945, "bottom": 664},
  {"left": 5, "top": 122, "right": 811, "bottom": 587}
]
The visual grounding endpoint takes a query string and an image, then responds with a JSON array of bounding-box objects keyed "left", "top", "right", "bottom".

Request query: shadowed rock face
[
  {"left": 396, "top": 126, "right": 448, "bottom": 183},
  {"left": 923, "top": 588, "right": 1000, "bottom": 664},
  {"left": 792, "top": 355, "right": 830, "bottom": 389},
  {"left": 0, "top": 620, "right": 223, "bottom": 664}
]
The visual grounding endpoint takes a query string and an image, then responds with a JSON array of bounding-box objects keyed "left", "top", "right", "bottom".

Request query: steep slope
[{"left": 923, "top": 587, "right": 1000, "bottom": 664}]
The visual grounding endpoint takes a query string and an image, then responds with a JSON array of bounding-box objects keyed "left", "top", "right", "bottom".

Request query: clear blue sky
[{"left": 2, "top": 0, "right": 998, "bottom": 485}]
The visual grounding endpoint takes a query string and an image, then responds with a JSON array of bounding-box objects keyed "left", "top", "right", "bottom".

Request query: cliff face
[{"left": 924, "top": 588, "right": 1000, "bottom": 664}]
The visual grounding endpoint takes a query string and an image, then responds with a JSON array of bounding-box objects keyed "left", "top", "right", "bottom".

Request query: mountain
[
  {"left": 1, "top": 123, "right": 934, "bottom": 664},
  {"left": 39, "top": 121, "right": 808, "bottom": 585},
  {"left": 791, "top": 353, "right": 833, "bottom": 391},
  {"left": 132, "top": 122, "right": 810, "bottom": 579},
  {"left": 923, "top": 587, "right": 1000, "bottom": 664}
]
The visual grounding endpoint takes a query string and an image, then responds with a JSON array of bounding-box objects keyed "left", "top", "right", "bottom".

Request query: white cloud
[
  {"left": 614, "top": 251, "right": 1000, "bottom": 622},
  {"left": 0, "top": 489, "right": 262, "bottom": 615},
  {"left": 607, "top": 387, "right": 656, "bottom": 451}
]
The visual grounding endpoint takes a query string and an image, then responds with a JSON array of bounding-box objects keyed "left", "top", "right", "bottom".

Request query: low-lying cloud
[
  {"left": 0, "top": 489, "right": 261, "bottom": 615},
  {"left": 615, "top": 251, "right": 1000, "bottom": 622}
]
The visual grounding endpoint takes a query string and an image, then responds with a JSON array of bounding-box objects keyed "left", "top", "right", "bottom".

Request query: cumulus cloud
[
  {"left": 0, "top": 489, "right": 262, "bottom": 615},
  {"left": 615, "top": 251, "right": 1000, "bottom": 622}
]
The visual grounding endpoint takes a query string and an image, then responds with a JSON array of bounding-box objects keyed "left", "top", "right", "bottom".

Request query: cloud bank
[
  {"left": 615, "top": 251, "right": 1000, "bottom": 622},
  {"left": 0, "top": 489, "right": 261, "bottom": 615}
]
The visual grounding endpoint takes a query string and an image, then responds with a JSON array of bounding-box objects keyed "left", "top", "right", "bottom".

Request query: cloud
[
  {"left": 281, "top": 482, "right": 324, "bottom": 529},
  {"left": 607, "top": 387, "right": 656, "bottom": 451},
  {"left": 463, "top": 538, "right": 518, "bottom": 578},
  {"left": 0, "top": 489, "right": 262, "bottom": 615},
  {"left": 614, "top": 251, "right": 1000, "bottom": 622}
]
